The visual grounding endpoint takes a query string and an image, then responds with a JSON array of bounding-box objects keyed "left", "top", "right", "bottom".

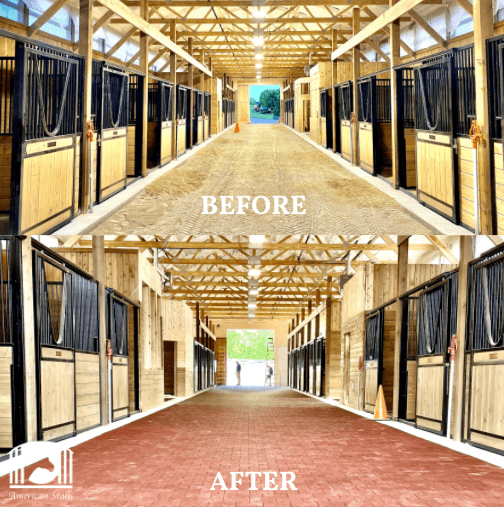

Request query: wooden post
[
  {"left": 21, "top": 237, "right": 37, "bottom": 441},
  {"left": 139, "top": 0, "right": 149, "bottom": 177},
  {"left": 78, "top": 0, "right": 93, "bottom": 212},
  {"left": 473, "top": 0, "right": 493, "bottom": 233},
  {"left": 452, "top": 236, "right": 474, "bottom": 441},
  {"left": 392, "top": 236, "right": 409, "bottom": 420},
  {"left": 301, "top": 308, "right": 306, "bottom": 345},
  {"left": 352, "top": 7, "right": 360, "bottom": 166},
  {"left": 390, "top": 0, "right": 401, "bottom": 189},
  {"left": 92, "top": 236, "right": 108, "bottom": 426},
  {"left": 325, "top": 294, "right": 332, "bottom": 397},
  {"left": 170, "top": 21, "right": 177, "bottom": 161},
  {"left": 196, "top": 302, "right": 200, "bottom": 343},
  {"left": 332, "top": 29, "right": 338, "bottom": 152},
  {"left": 188, "top": 37, "right": 194, "bottom": 148}
]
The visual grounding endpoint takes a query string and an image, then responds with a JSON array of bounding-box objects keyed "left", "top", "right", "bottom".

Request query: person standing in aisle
[
  {"left": 236, "top": 361, "right": 241, "bottom": 386},
  {"left": 265, "top": 364, "right": 274, "bottom": 386}
]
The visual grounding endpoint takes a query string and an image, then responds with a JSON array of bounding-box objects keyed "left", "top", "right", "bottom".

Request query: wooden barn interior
[
  {"left": 0, "top": 234, "right": 504, "bottom": 461},
  {"left": 0, "top": 0, "right": 502, "bottom": 234}
]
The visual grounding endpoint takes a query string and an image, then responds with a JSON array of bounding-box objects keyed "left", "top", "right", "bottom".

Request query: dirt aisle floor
[{"left": 92, "top": 124, "right": 432, "bottom": 234}]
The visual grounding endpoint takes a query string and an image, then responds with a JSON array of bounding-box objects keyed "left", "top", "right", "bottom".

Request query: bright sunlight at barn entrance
[
  {"left": 249, "top": 85, "right": 281, "bottom": 124},
  {"left": 226, "top": 329, "right": 275, "bottom": 386}
]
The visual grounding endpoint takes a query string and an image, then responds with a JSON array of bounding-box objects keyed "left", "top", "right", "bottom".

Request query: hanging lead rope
[
  {"left": 481, "top": 267, "right": 502, "bottom": 347},
  {"left": 105, "top": 71, "right": 127, "bottom": 128},
  {"left": 33, "top": 55, "right": 73, "bottom": 138},
  {"left": 418, "top": 65, "right": 447, "bottom": 132}
]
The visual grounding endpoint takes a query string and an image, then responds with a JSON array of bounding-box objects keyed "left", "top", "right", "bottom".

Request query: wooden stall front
[
  {"left": 320, "top": 88, "right": 333, "bottom": 150},
  {"left": 32, "top": 242, "right": 100, "bottom": 441},
  {"left": 127, "top": 73, "right": 144, "bottom": 182},
  {"left": 335, "top": 81, "right": 353, "bottom": 163},
  {"left": 294, "top": 78, "right": 310, "bottom": 133},
  {"left": 193, "top": 90, "right": 203, "bottom": 146},
  {"left": 176, "top": 84, "right": 189, "bottom": 157},
  {"left": 364, "top": 303, "right": 396, "bottom": 413},
  {"left": 8, "top": 36, "right": 83, "bottom": 234},
  {"left": 204, "top": 92, "right": 211, "bottom": 141},
  {"left": 415, "top": 270, "right": 458, "bottom": 435},
  {"left": 464, "top": 243, "right": 504, "bottom": 453}
]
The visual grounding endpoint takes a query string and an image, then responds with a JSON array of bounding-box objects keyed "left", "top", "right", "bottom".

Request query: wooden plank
[
  {"left": 352, "top": 8, "right": 360, "bottom": 165},
  {"left": 96, "top": 0, "right": 211, "bottom": 76},
  {"left": 332, "top": 0, "right": 428, "bottom": 60}
]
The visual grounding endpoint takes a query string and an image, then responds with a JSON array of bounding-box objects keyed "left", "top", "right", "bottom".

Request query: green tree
[
  {"left": 259, "top": 88, "right": 280, "bottom": 116},
  {"left": 250, "top": 97, "right": 257, "bottom": 105},
  {"left": 227, "top": 329, "right": 274, "bottom": 360}
]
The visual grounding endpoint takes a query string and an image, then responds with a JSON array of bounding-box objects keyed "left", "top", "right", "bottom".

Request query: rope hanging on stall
[
  {"left": 105, "top": 71, "right": 127, "bottom": 128},
  {"left": 359, "top": 80, "right": 372, "bottom": 123},
  {"left": 33, "top": 55, "right": 73, "bottom": 138},
  {"left": 418, "top": 65, "right": 447, "bottom": 132}
]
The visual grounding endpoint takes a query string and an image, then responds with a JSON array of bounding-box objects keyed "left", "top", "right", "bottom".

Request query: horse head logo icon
[{"left": 9, "top": 441, "right": 73, "bottom": 489}]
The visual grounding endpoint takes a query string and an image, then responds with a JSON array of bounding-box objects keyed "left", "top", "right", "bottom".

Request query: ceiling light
[
  {"left": 249, "top": 235, "right": 265, "bottom": 248},
  {"left": 248, "top": 302, "right": 257, "bottom": 308},
  {"left": 255, "top": 63, "right": 263, "bottom": 69},
  {"left": 253, "top": 8, "right": 266, "bottom": 19},
  {"left": 253, "top": 36, "right": 264, "bottom": 46},
  {"left": 249, "top": 289, "right": 258, "bottom": 295},
  {"left": 255, "top": 53, "right": 264, "bottom": 60},
  {"left": 248, "top": 268, "right": 261, "bottom": 277}
]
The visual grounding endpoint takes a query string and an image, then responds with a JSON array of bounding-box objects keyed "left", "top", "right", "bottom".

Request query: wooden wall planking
[
  {"left": 75, "top": 352, "right": 100, "bottom": 432},
  {"left": 0, "top": 346, "right": 12, "bottom": 448},
  {"left": 294, "top": 77, "right": 310, "bottom": 133},
  {"left": 494, "top": 142, "right": 504, "bottom": 233},
  {"left": 458, "top": 137, "right": 476, "bottom": 230}
]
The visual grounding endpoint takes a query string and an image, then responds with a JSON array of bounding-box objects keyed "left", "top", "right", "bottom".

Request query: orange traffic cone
[
  {"left": 234, "top": 122, "right": 240, "bottom": 133},
  {"left": 278, "top": 118, "right": 281, "bottom": 124},
  {"left": 373, "top": 385, "right": 389, "bottom": 421}
]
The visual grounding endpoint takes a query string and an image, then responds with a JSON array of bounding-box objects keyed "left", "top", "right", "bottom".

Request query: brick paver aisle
[{"left": 2, "top": 387, "right": 504, "bottom": 506}]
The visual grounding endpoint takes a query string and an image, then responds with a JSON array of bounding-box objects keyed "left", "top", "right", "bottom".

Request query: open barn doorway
[
  {"left": 249, "top": 85, "right": 281, "bottom": 124},
  {"left": 226, "top": 329, "right": 275, "bottom": 386}
]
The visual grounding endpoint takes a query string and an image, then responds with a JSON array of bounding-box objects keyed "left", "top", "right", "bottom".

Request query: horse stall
[
  {"left": 397, "top": 294, "right": 419, "bottom": 422},
  {"left": 193, "top": 341, "right": 199, "bottom": 391},
  {"left": 229, "top": 100, "right": 235, "bottom": 126},
  {"left": 185, "top": 87, "right": 194, "bottom": 151},
  {"left": 4, "top": 36, "right": 83, "bottom": 234},
  {"left": 32, "top": 242, "right": 101, "bottom": 441},
  {"left": 465, "top": 243, "right": 504, "bottom": 453},
  {"left": 176, "top": 84, "right": 188, "bottom": 157},
  {"left": 396, "top": 68, "right": 416, "bottom": 190},
  {"left": 308, "top": 340, "right": 315, "bottom": 394},
  {"left": 146, "top": 78, "right": 173, "bottom": 169},
  {"left": 357, "top": 73, "right": 393, "bottom": 182},
  {"left": 204, "top": 92, "right": 211, "bottom": 141},
  {"left": 193, "top": 90, "right": 203, "bottom": 146},
  {"left": 320, "top": 87, "right": 333, "bottom": 150},
  {"left": 92, "top": 61, "right": 129, "bottom": 204},
  {"left": 363, "top": 302, "right": 396, "bottom": 413},
  {"left": 415, "top": 270, "right": 458, "bottom": 435},
  {"left": 222, "top": 98, "right": 228, "bottom": 129},
  {"left": 0, "top": 237, "right": 24, "bottom": 450},
  {"left": 127, "top": 73, "right": 144, "bottom": 182},
  {"left": 315, "top": 336, "right": 325, "bottom": 397},
  {"left": 486, "top": 35, "right": 504, "bottom": 234},
  {"left": 335, "top": 81, "right": 353, "bottom": 162},
  {"left": 414, "top": 46, "right": 475, "bottom": 227},
  {"left": 107, "top": 288, "right": 140, "bottom": 422}
]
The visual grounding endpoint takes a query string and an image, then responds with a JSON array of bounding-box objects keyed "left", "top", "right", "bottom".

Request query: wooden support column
[
  {"left": 301, "top": 308, "right": 306, "bottom": 345},
  {"left": 78, "top": 0, "right": 93, "bottom": 212},
  {"left": 325, "top": 293, "right": 332, "bottom": 397},
  {"left": 452, "top": 236, "right": 474, "bottom": 440},
  {"left": 392, "top": 236, "right": 409, "bottom": 420},
  {"left": 169, "top": 21, "right": 177, "bottom": 160},
  {"left": 196, "top": 302, "right": 200, "bottom": 343},
  {"left": 188, "top": 37, "right": 194, "bottom": 148},
  {"left": 352, "top": 7, "right": 360, "bottom": 166},
  {"left": 92, "top": 236, "right": 108, "bottom": 426},
  {"left": 21, "top": 237, "right": 37, "bottom": 441},
  {"left": 139, "top": 0, "right": 149, "bottom": 177},
  {"left": 473, "top": 0, "right": 493, "bottom": 233},
  {"left": 390, "top": 0, "right": 401, "bottom": 189},
  {"left": 332, "top": 29, "right": 338, "bottom": 152}
]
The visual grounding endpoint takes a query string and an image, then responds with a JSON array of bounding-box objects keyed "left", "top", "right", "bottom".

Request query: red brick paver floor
[{"left": 1, "top": 387, "right": 503, "bottom": 507}]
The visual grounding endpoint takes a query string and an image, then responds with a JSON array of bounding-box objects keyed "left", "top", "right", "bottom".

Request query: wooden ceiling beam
[{"left": 121, "top": 0, "right": 442, "bottom": 6}]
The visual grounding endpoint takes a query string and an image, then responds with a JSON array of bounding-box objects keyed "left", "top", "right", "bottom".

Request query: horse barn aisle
[
  {"left": 91, "top": 124, "right": 433, "bottom": 235},
  {"left": 1, "top": 388, "right": 503, "bottom": 506}
]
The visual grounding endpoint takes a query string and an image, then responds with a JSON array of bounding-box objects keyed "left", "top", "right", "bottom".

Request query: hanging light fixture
[
  {"left": 255, "top": 53, "right": 264, "bottom": 60},
  {"left": 253, "top": 28, "right": 265, "bottom": 47},
  {"left": 253, "top": 8, "right": 266, "bottom": 19},
  {"left": 249, "top": 235, "right": 266, "bottom": 248},
  {"left": 255, "top": 63, "right": 263, "bottom": 69},
  {"left": 248, "top": 268, "right": 261, "bottom": 277}
]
